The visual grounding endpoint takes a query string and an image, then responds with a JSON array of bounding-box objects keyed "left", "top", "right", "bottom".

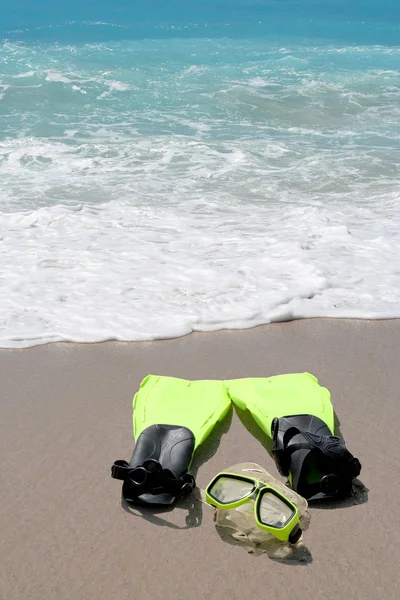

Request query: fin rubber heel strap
[
  {"left": 273, "top": 424, "right": 361, "bottom": 498},
  {"left": 111, "top": 458, "right": 196, "bottom": 501}
]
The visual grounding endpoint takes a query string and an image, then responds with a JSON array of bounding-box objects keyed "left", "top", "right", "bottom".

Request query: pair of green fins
[{"left": 112, "top": 372, "right": 361, "bottom": 539}]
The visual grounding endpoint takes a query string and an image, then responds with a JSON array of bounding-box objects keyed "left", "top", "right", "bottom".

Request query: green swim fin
[
  {"left": 227, "top": 373, "right": 361, "bottom": 500},
  {"left": 111, "top": 375, "right": 231, "bottom": 506}
]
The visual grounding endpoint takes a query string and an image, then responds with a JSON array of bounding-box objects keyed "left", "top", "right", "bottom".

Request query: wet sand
[{"left": 1, "top": 319, "right": 399, "bottom": 599}]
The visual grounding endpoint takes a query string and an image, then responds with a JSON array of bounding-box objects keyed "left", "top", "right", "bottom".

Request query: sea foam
[{"left": 1, "top": 33, "right": 399, "bottom": 347}]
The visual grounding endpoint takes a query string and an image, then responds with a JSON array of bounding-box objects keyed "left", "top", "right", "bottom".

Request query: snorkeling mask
[{"left": 205, "top": 464, "right": 304, "bottom": 544}]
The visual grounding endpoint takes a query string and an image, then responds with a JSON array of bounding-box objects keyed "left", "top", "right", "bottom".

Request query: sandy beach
[{"left": 1, "top": 318, "right": 399, "bottom": 599}]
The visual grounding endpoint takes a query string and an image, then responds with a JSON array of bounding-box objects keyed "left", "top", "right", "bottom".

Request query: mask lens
[
  {"left": 259, "top": 491, "right": 295, "bottom": 528},
  {"left": 209, "top": 476, "right": 254, "bottom": 504}
]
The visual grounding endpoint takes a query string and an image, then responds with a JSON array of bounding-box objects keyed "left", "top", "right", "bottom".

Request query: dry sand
[{"left": 1, "top": 318, "right": 399, "bottom": 599}]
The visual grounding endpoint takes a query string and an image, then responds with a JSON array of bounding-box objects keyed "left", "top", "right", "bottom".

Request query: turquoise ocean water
[{"left": 0, "top": 2, "right": 399, "bottom": 346}]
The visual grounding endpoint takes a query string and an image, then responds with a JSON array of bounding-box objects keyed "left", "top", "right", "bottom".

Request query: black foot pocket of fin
[
  {"left": 272, "top": 415, "right": 362, "bottom": 500},
  {"left": 111, "top": 424, "right": 196, "bottom": 506}
]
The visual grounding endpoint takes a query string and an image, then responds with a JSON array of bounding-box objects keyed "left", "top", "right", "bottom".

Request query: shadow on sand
[{"left": 121, "top": 492, "right": 203, "bottom": 529}]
